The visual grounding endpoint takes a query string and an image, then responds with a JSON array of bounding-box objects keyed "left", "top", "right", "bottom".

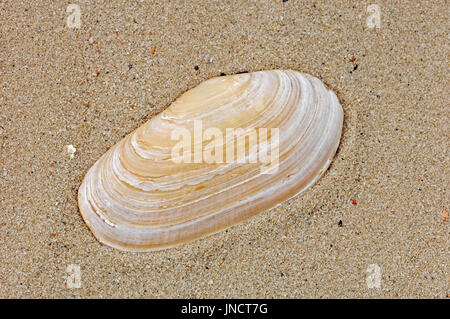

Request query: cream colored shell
[{"left": 78, "top": 70, "right": 343, "bottom": 251}]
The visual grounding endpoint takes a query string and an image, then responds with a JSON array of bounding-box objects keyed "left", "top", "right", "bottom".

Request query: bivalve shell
[{"left": 78, "top": 70, "right": 343, "bottom": 251}]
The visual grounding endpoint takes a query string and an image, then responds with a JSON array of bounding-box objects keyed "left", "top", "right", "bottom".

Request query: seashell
[{"left": 78, "top": 70, "right": 343, "bottom": 251}]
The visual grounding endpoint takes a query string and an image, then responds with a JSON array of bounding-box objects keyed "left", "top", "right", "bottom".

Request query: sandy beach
[{"left": 0, "top": 0, "right": 448, "bottom": 298}]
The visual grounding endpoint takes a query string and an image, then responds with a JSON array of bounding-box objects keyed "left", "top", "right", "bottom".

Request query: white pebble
[{"left": 66, "top": 145, "right": 77, "bottom": 159}]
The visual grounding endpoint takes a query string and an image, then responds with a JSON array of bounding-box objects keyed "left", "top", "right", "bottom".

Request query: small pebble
[
  {"left": 66, "top": 145, "right": 77, "bottom": 159},
  {"left": 442, "top": 210, "right": 448, "bottom": 222},
  {"left": 89, "top": 37, "right": 94, "bottom": 44}
]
